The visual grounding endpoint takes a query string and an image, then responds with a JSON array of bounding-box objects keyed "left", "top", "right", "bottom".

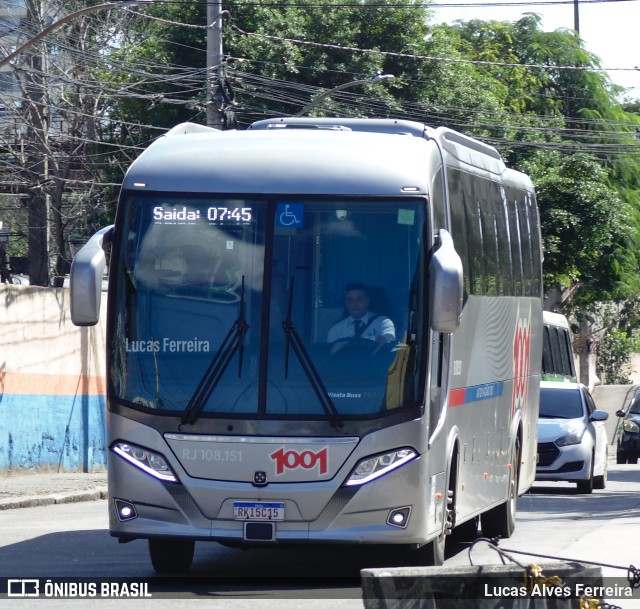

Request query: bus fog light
[
  {"left": 115, "top": 499, "right": 137, "bottom": 521},
  {"left": 112, "top": 442, "right": 178, "bottom": 483},
  {"left": 344, "top": 448, "right": 417, "bottom": 486},
  {"left": 388, "top": 507, "right": 411, "bottom": 528}
]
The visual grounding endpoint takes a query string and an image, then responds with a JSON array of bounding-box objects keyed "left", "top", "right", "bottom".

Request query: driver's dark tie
[{"left": 354, "top": 319, "right": 364, "bottom": 337}]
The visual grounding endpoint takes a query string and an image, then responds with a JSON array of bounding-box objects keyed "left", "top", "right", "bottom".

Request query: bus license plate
[{"left": 233, "top": 501, "right": 285, "bottom": 521}]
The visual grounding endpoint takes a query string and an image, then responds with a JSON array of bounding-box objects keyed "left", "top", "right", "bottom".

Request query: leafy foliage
[
  {"left": 595, "top": 302, "right": 640, "bottom": 384},
  {"left": 7, "top": 0, "right": 640, "bottom": 341},
  {"left": 519, "top": 152, "right": 640, "bottom": 302}
]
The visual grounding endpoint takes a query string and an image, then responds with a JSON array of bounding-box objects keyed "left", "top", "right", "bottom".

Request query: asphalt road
[{"left": 0, "top": 459, "right": 639, "bottom": 608}]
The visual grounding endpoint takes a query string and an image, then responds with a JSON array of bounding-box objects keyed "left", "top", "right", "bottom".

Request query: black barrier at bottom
[{"left": 360, "top": 562, "right": 637, "bottom": 609}]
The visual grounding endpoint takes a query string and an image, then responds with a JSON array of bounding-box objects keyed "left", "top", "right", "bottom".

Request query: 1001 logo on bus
[
  {"left": 270, "top": 447, "right": 328, "bottom": 476},
  {"left": 512, "top": 314, "right": 532, "bottom": 417}
]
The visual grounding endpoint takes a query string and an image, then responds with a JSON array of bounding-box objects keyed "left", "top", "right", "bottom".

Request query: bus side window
[
  {"left": 542, "top": 325, "right": 553, "bottom": 375},
  {"left": 431, "top": 170, "right": 447, "bottom": 230},
  {"left": 447, "top": 168, "right": 470, "bottom": 297},
  {"left": 558, "top": 328, "right": 574, "bottom": 378},
  {"left": 507, "top": 190, "right": 524, "bottom": 296}
]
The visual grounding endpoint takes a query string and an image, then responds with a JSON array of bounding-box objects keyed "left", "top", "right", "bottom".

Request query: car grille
[
  {"left": 537, "top": 442, "right": 560, "bottom": 466},
  {"left": 554, "top": 461, "right": 584, "bottom": 473}
]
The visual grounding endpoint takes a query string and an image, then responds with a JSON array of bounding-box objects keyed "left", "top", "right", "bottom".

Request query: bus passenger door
[
  {"left": 426, "top": 328, "right": 451, "bottom": 538},
  {"left": 428, "top": 331, "right": 448, "bottom": 445}
]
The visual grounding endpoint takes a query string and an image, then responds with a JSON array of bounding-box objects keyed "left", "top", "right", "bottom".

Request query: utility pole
[
  {"left": 25, "top": 0, "right": 50, "bottom": 286},
  {"left": 206, "top": 0, "right": 224, "bottom": 129},
  {"left": 573, "top": 0, "right": 580, "bottom": 33}
]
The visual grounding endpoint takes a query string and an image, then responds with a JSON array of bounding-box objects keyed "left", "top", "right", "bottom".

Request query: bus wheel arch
[
  {"left": 480, "top": 431, "right": 521, "bottom": 540},
  {"left": 443, "top": 436, "right": 482, "bottom": 543},
  {"left": 411, "top": 437, "right": 460, "bottom": 566}
]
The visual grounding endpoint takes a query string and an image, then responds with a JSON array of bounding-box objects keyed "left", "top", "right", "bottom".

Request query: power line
[
  {"left": 228, "top": 20, "right": 640, "bottom": 73},
  {"left": 120, "top": 0, "right": 639, "bottom": 6}
]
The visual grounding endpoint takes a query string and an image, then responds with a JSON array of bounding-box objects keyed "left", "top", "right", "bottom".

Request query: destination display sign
[{"left": 153, "top": 206, "right": 253, "bottom": 225}]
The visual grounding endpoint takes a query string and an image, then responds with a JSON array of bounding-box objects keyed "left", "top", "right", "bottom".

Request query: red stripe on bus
[{"left": 449, "top": 388, "right": 466, "bottom": 407}]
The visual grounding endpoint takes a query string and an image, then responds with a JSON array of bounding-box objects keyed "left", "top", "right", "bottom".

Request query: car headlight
[
  {"left": 112, "top": 442, "right": 177, "bottom": 482},
  {"left": 623, "top": 419, "right": 640, "bottom": 434},
  {"left": 344, "top": 448, "right": 417, "bottom": 487},
  {"left": 555, "top": 427, "right": 586, "bottom": 447}
]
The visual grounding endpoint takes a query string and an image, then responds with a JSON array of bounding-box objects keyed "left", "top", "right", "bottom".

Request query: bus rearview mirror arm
[
  {"left": 70, "top": 225, "right": 114, "bottom": 326},
  {"left": 429, "top": 229, "right": 463, "bottom": 334}
]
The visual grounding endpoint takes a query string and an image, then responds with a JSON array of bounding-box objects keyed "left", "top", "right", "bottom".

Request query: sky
[{"left": 431, "top": 0, "right": 640, "bottom": 100}]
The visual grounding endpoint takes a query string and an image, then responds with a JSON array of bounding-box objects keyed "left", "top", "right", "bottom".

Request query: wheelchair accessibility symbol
[{"left": 276, "top": 203, "right": 304, "bottom": 228}]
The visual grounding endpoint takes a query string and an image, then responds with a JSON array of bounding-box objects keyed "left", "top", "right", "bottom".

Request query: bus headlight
[
  {"left": 112, "top": 442, "right": 178, "bottom": 482},
  {"left": 344, "top": 448, "right": 417, "bottom": 487}
]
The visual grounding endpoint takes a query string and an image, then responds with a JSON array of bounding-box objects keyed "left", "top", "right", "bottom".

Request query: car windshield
[
  {"left": 539, "top": 387, "right": 585, "bottom": 419},
  {"left": 629, "top": 400, "right": 640, "bottom": 415}
]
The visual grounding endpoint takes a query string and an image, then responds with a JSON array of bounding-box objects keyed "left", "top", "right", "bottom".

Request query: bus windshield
[{"left": 110, "top": 194, "right": 427, "bottom": 420}]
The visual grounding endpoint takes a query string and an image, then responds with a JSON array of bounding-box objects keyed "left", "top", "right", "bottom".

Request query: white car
[{"left": 536, "top": 382, "right": 609, "bottom": 493}]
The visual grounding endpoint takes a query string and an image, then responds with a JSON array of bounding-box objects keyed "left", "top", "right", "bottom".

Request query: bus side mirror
[
  {"left": 429, "top": 229, "right": 463, "bottom": 334},
  {"left": 70, "top": 225, "right": 114, "bottom": 326}
]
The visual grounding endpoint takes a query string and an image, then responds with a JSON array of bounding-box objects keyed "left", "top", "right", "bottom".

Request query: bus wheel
[
  {"left": 481, "top": 440, "right": 519, "bottom": 539},
  {"left": 414, "top": 532, "right": 445, "bottom": 566},
  {"left": 450, "top": 516, "right": 479, "bottom": 542},
  {"left": 412, "top": 485, "right": 453, "bottom": 566},
  {"left": 149, "top": 539, "right": 195, "bottom": 574}
]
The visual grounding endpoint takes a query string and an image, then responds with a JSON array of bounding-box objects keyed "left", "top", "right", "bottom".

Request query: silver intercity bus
[{"left": 70, "top": 118, "right": 543, "bottom": 572}]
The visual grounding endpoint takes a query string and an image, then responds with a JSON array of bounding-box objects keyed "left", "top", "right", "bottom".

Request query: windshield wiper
[
  {"left": 180, "top": 277, "right": 248, "bottom": 426},
  {"left": 283, "top": 277, "right": 343, "bottom": 429}
]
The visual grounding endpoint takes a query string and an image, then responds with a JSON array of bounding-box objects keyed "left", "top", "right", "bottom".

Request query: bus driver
[{"left": 327, "top": 283, "right": 395, "bottom": 344}]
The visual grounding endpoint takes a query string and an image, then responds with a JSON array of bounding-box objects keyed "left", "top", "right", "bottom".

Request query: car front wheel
[
  {"left": 576, "top": 454, "right": 595, "bottom": 494},
  {"left": 593, "top": 459, "right": 607, "bottom": 490}
]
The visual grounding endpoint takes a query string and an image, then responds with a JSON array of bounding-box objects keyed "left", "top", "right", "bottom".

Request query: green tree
[
  {"left": 99, "top": 3, "right": 640, "bottom": 314},
  {"left": 519, "top": 152, "right": 640, "bottom": 303},
  {"left": 440, "top": 15, "right": 640, "bottom": 305},
  {"left": 595, "top": 302, "right": 640, "bottom": 384},
  {"left": 0, "top": 0, "right": 134, "bottom": 284}
]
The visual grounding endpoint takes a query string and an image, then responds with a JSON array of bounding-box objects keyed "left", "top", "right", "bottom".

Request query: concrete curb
[{"left": 0, "top": 488, "right": 108, "bottom": 511}]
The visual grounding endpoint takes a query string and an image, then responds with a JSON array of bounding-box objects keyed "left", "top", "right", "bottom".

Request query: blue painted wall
[{"left": 0, "top": 393, "right": 107, "bottom": 473}]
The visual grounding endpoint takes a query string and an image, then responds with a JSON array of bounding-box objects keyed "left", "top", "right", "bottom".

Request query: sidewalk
[{"left": 0, "top": 471, "right": 107, "bottom": 510}]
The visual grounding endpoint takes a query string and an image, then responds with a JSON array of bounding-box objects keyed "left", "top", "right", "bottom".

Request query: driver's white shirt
[{"left": 327, "top": 312, "right": 395, "bottom": 343}]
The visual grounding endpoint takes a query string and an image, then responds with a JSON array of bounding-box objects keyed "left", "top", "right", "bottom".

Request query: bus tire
[
  {"left": 450, "top": 516, "right": 479, "bottom": 542},
  {"left": 481, "top": 439, "right": 519, "bottom": 539},
  {"left": 149, "top": 539, "right": 195, "bottom": 574},
  {"left": 411, "top": 454, "right": 458, "bottom": 567},
  {"left": 415, "top": 533, "right": 445, "bottom": 566}
]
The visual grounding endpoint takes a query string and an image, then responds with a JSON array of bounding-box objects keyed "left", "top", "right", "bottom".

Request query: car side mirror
[
  {"left": 616, "top": 409, "right": 626, "bottom": 418},
  {"left": 591, "top": 410, "right": 609, "bottom": 422}
]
